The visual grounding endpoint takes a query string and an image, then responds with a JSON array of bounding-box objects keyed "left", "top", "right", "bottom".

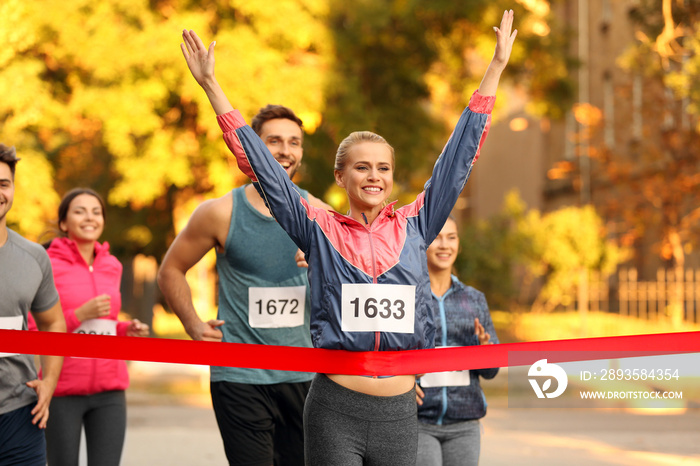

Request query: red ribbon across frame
[{"left": 2, "top": 330, "right": 699, "bottom": 375}]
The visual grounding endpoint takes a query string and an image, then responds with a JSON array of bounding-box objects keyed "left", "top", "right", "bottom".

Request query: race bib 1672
[{"left": 248, "top": 286, "right": 306, "bottom": 328}]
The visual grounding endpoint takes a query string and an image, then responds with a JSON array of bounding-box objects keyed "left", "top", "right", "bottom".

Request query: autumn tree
[
  {"left": 571, "top": 0, "right": 700, "bottom": 324},
  {"left": 455, "top": 190, "right": 627, "bottom": 313},
  {"left": 515, "top": 202, "right": 626, "bottom": 314},
  {"left": 597, "top": 0, "right": 700, "bottom": 276},
  {"left": 1, "top": 0, "right": 573, "bottom": 262},
  {"left": 1, "top": 0, "right": 331, "bottom": 258}
]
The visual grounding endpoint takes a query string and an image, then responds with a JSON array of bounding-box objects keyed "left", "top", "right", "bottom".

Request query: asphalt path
[{"left": 118, "top": 362, "right": 700, "bottom": 465}]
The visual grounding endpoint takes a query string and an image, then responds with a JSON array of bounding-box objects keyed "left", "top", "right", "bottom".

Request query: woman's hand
[
  {"left": 179, "top": 29, "right": 234, "bottom": 115},
  {"left": 295, "top": 249, "right": 309, "bottom": 268},
  {"left": 126, "top": 319, "right": 150, "bottom": 337},
  {"left": 415, "top": 382, "right": 425, "bottom": 405},
  {"left": 491, "top": 9, "right": 518, "bottom": 72},
  {"left": 478, "top": 10, "right": 518, "bottom": 96},
  {"left": 474, "top": 317, "right": 492, "bottom": 345},
  {"left": 75, "top": 294, "right": 111, "bottom": 322},
  {"left": 181, "top": 29, "right": 217, "bottom": 89}
]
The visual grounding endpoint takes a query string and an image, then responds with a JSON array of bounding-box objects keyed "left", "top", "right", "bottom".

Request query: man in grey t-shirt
[{"left": 0, "top": 144, "right": 66, "bottom": 465}]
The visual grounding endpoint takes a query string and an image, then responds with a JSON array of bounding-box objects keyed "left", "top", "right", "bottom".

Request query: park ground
[{"left": 119, "top": 360, "right": 700, "bottom": 466}]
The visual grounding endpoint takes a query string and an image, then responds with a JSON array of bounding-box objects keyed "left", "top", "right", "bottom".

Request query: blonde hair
[{"left": 334, "top": 131, "right": 395, "bottom": 172}]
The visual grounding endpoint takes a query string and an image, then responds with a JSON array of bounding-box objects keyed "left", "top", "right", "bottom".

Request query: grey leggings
[
  {"left": 45, "top": 390, "right": 126, "bottom": 466},
  {"left": 303, "top": 374, "right": 417, "bottom": 466},
  {"left": 417, "top": 420, "right": 481, "bottom": 466}
]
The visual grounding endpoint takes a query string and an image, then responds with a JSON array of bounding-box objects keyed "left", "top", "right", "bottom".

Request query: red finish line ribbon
[{"left": 1, "top": 329, "right": 698, "bottom": 376}]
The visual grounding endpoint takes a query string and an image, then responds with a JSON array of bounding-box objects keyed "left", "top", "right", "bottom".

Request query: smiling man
[
  {"left": 0, "top": 143, "right": 66, "bottom": 465},
  {"left": 158, "top": 104, "right": 331, "bottom": 466}
]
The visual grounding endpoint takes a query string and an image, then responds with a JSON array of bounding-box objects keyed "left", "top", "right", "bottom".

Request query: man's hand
[
  {"left": 188, "top": 319, "right": 225, "bottom": 342},
  {"left": 26, "top": 377, "right": 58, "bottom": 429}
]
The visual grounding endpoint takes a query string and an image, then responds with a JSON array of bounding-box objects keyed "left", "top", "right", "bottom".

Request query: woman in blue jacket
[
  {"left": 180, "top": 10, "right": 516, "bottom": 465},
  {"left": 416, "top": 216, "right": 499, "bottom": 466}
]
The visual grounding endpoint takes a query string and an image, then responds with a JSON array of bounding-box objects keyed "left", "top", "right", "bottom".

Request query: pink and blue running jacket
[{"left": 217, "top": 91, "right": 495, "bottom": 353}]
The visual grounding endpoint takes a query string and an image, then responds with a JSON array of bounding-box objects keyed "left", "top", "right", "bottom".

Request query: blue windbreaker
[
  {"left": 218, "top": 91, "right": 495, "bottom": 354},
  {"left": 418, "top": 276, "right": 500, "bottom": 423}
]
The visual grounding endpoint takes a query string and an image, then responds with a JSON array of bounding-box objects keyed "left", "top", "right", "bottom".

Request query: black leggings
[
  {"left": 303, "top": 374, "right": 417, "bottom": 466},
  {"left": 45, "top": 390, "right": 126, "bottom": 466}
]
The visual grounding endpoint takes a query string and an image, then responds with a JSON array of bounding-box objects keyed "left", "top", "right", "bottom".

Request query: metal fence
[{"left": 584, "top": 268, "right": 700, "bottom": 323}]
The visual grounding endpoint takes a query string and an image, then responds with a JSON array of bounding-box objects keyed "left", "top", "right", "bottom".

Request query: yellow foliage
[
  {"left": 6, "top": 147, "right": 59, "bottom": 241},
  {"left": 0, "top": 1, "right": 36, "bottom": 68},
  {"left": 1, "top": 0, "right": 332, "bottom": 236},
  {"left": 125, "top": 225, "right": 153, "bottom": 248}
]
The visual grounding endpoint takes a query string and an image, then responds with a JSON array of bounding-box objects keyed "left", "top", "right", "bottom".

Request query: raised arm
[
  {"left": 478, "top": 9, "right": 517, "bottom": 96},
  {"left": 180, "top": 29, "right": 320, "bottom": 254},
  {"left": 181, "top": 29, "right": 234, "bottom": 116},
  {"left": 417, "top": 11, "right": 517, "bottom": 244}
]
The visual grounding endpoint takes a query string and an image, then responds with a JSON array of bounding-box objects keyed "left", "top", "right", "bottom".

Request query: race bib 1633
[{"left": 341, "top": 283, "right": 415, "bottom": 334}]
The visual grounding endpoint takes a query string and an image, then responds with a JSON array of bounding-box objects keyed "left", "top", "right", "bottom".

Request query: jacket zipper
[
  {"left": 362, "top": 213, "right": 381, "bottom": 352},
  {"left": 436, "top": 288, "right": 453, "bottom": 425},
  {"left": 88, "top": 259, "right": 99, "bottom": 393}
]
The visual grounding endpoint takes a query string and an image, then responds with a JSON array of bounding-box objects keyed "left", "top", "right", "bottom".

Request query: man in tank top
[{"left": 158, "top": 105, "right": 331, "bottom": 466}]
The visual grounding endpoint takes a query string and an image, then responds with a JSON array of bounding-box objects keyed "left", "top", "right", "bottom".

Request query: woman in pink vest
[{"left": 34, "top": 188, "right": 149, "bottom": 466}]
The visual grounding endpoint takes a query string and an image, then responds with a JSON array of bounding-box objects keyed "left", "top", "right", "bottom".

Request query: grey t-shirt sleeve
[{"left": 30, "top": 247, "right": 59, "bottom": 313}]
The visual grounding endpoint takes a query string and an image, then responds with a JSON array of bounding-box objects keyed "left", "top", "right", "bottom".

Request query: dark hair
[
  {"left": 0, "top": 144, "right": 20, "bottom": 178},
  {"left": 250, "top": 105, "right": 303, "bottom": 137},
  {"left": 57, "top": 188, "right": 107, "bottom": 236}
]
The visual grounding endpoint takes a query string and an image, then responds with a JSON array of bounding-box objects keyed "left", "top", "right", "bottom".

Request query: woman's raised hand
[
  {"left": 180, "top": 29, "right": 217, "bottom": 87},
  {"left": 477, "top": 10, "right": 517, "bottom": 96},
  {"left": 179, "top": 29, "right": 234, "bottom": 115},
  {"left": 491, "top": 9, "right": 518, "bottom": 72}
]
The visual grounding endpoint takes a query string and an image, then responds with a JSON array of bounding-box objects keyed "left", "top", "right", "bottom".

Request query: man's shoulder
[
  {"left": 190, "top": 192, "right": 234, "bottom": 224},
  {"left": 1, "top": 230, "right": 51, "bottom": 279},
  {"left": 6, "top": 229, "right": 48, "bottom": 261}
]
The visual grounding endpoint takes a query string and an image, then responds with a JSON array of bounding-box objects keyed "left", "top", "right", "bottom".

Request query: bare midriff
[{"left": 327, "top": 374, "right": 416, "bottom": 397}]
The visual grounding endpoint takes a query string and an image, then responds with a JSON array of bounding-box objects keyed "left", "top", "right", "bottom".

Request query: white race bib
[
  {"left": 0, "top": 315, "right": 24, "bottom": 358},
  {"left": 420, "top": 370, "right": 471, "bottom": 388},
  {"left": 74, "top": 319, "right": 117, "bottom": 336},
  {"left": 248, "top": 286, "right": 306, "bottom": 328},
  {"left": 341, "top": 283, "right": 415, "bottom": 334}
]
